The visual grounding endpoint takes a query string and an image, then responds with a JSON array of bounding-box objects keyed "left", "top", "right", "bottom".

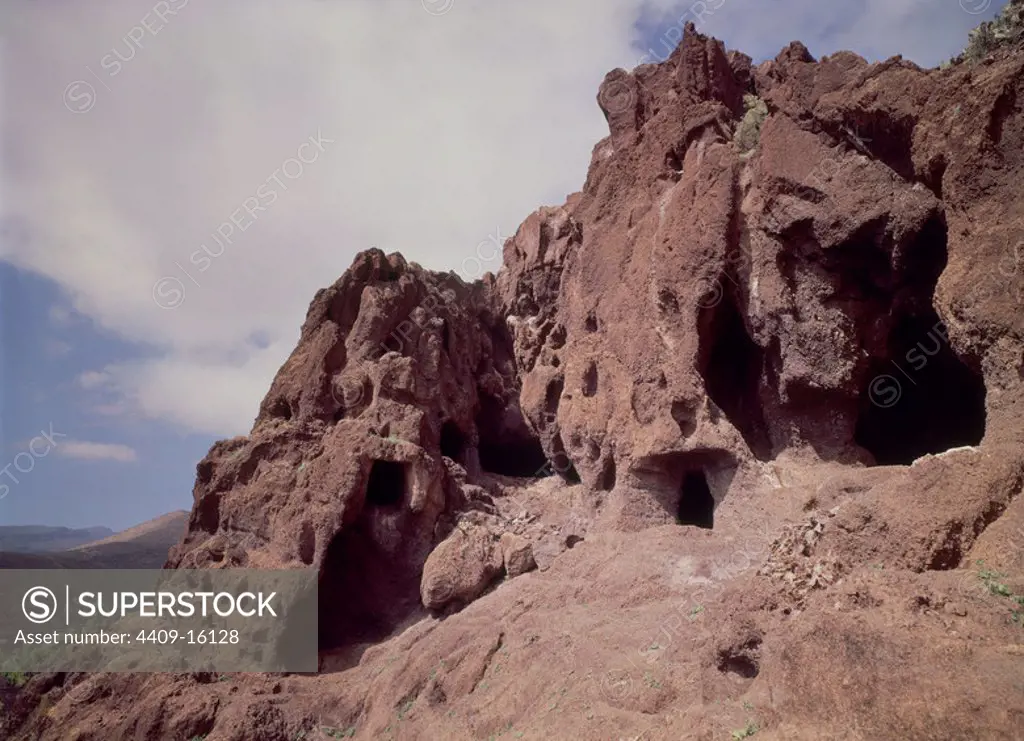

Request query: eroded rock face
[
  {"left": 167, "top": 249, "right": 545, "bottom": 648},
  {"left": 498, "top": 22, "right": 1022, "bottom": 529}
]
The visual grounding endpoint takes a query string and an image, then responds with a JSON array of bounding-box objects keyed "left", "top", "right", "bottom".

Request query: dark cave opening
[
  {"left": 266, "top": 397, "right": 293, "bottom": 421},
  {"left": 440, "top": 421, "right": 466, "bottom": 462},
  {"left": 317, "top": 525, "right": 420, "bottom": 655},
  {"left": 478, "top": 439, "right": 550, "bottom": 477},
  {"left": 366, "top": 460, "right": 407, "bottom": 508},
  {"left": 854, "top": 313, "right": 986, "bottom": 465},
  {"left": 476, "top": 393, "right": 550, "bottom": 477},
  {"left": 853, "top": 215, "right": 986, "bottom": 465},
  {"left": 697, "top": 287, "right": 772, "bottom": 460},
  {"left": 677, "top": 470, "right": 715, "bottom": 529}
]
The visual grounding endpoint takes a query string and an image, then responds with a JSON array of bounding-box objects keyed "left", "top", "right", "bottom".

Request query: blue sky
[
  {"left": 0, "top": 0, "right": 1008, "bottom": 530},
  {"left": 0, "top": 264, "right": 210, "bottom": 528}
]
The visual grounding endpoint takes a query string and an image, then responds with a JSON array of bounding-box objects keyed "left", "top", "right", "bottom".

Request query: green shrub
[
  {"left": 952, "top": 0, "right": 1024, "bottom": 64},
  {"left": 734, "top": 95, "right": 768, "bottom": 154},
  {"left": 1, "top": 672, "right": 28, "bottom": 686},
  {"left": 732, "top": 720, "right": 759, "bottom": 739}
]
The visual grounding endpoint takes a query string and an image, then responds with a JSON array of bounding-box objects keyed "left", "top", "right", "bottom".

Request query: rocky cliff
[{"left": 6, "top": 24, "right": 1024, "bottom": 741}]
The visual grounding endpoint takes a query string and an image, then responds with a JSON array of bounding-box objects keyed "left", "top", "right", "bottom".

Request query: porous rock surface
[{"left": 6, "top": 24, "right": 1024, "bottom": 741}]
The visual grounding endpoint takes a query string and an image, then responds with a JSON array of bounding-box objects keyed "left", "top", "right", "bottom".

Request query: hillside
[
  {"left": 69, "top": 511, "right": 188, "bottom": 552},
  {"left": 0, "top": 525, "right": 113, "bottom": 553},
  {"left": 0, "top": 511, "right": 187, "bottom": 570}
]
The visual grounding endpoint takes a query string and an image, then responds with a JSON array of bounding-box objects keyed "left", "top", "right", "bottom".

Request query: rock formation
[{"left": 6, "top": 23, "right": 1024, "bottom": 741}]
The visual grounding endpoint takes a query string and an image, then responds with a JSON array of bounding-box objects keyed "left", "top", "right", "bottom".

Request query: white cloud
[
  {"left": 57, "top": 441, "right": 138, "bottom": 462},
  {"left": 2, "top": 0, "right": 669, "bottom": 436},
  {"left": 47, "top": 305, "right": 74, "bottom": 326},
  {"left": 77, "top": 370, "right": 112, "bottom": 390},
  {"left": 0, "top": 0, "right": 993, "bottom": 437}
]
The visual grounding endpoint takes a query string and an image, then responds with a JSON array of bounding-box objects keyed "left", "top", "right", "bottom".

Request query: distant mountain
[
  {"left": 0, "top": 511, "right": 188, "bottom": 569},
  {"left": 0, "top": 525, "right": 114, "bottom": 553},
  {"left": 69, "top": 511, "right": 188, "bottom": 552}
]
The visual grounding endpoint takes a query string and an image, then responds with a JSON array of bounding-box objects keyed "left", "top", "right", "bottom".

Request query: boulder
[
  {"left": 420, "top": 523, "right": 504, "bottom": 610},
  {"left": 499, "top": 532, "right": 536, "bottom": 578}
]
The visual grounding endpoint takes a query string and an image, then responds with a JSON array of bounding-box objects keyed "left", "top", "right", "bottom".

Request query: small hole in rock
[
  {"left": 268, "top": 397, "right": 293, "bottom": 421},
  {"left": 657, "top": 288, "right": 680, "bottom": 314},
  {"left": 717, "top": 650, "right": 759, "bottom": 679},
  {"left": 597, "top": 456, "right": 617, "bottom": 491},
  {"left": 550, "top": 436, "right": 581, "bottom": 483},
  {"left": 583, "top": 362, "right": 598, "bottom": 398},
  {"left": 545, "top": 376, "right": 564, "bottom": 417},
  {"left": 549, "top": 324, "right": 567, "bottom": 349},
  {"left": 670, "top": 400, "right": 696, "bottom": 438},
  {"left": 298, "top": 522, "right": 316, "bottom": 565},
  {"left": 665, "top": 149, "right": 683, "bottom": 172}
]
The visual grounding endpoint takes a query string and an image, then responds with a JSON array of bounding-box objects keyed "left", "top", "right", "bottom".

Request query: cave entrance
[
  {"left": 479, "top": 440, "right": 550, "bottom": 477},
  {"left": 854, "top": 313, "right": 986, "bottom": 465},
  {"left": 677, "top": 470, "right": 715, "bottom": 529},
  {"left": 440, "top": 421, "right": 466, "bottom": 463},
  {"left": 697, "top": 284, "right": 771, "bottom": 460},
  {"left": 317, "top": 525, "right": 421, "bottom": 661},
  {"left": 366, "top": 460, "right": 406, "bottom": 508},
  {"left": 476, "top": 393, "right": 550, "bottom": 477},
  {"left": 852, "top": 214, "right": 985, "bottom": 465}
]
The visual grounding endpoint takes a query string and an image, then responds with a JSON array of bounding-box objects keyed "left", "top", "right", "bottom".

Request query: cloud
[
  {"left": 47, "top": 305, "right": 75, "bottom": 326},
  {"left": 77, "top": 370, "right": 112, "bottom": 390},
  {"left": 0, "top": 0, "right": 995, "bottom": 437},
  {"left": 91, "top": 402, "right": 129, "bottom": 417},
  {"left": 56, "top": 441, "right": 138, "bottom": 462},
  {"left": 43, "top": 339, "right": 73, "bottom": 358}
]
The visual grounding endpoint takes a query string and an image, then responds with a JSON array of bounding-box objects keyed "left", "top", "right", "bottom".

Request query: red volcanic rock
[
  {"left": 8, "top": 24, "right": 1024, "bottom": 741},
  {"left": 166, "top": 249, "right": 550, "bottom": 652},
  {"left": 499, "top": 531, "right": 536, "bottom": 577},
  {"left": 674, "top": 22, "right": 747, "bottom": 114},
  {"left": 420, "top": 520, "right": 504, "bottom": 611}
]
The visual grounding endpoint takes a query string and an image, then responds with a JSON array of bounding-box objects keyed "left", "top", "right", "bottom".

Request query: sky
[{"left": 0, "top": 0, "right": 1009, "bottom": 530}]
